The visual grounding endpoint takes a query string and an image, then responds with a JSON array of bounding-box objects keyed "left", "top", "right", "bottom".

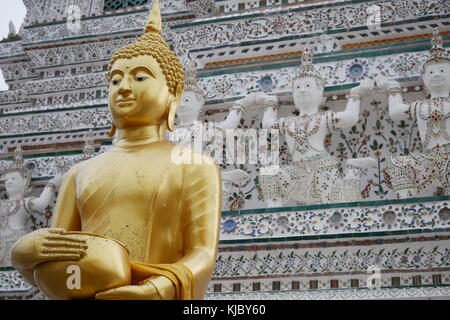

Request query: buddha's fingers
[
  {"left": 44, "top": 234, "right": 87, "bottom": 244},
  {"left": 45, "top": 228, "right": 65, "bottom": 234},
  {"left": 42, "top": 240, "right": 88, "bottom": 249},
  {"left": 41, "top": 246, "right": 86, "bottom": 256},
  {"left": 40, "top": 253, "right": 81, "bottom": 261}
]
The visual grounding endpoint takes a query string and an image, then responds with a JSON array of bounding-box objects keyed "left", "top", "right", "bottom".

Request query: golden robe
[{"left": 51, "top": 140, "right": 221, "bottom": 299}]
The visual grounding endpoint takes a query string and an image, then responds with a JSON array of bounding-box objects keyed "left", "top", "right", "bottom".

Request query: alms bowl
[{"left": 34, "top": 232, "right": 131, "bottom": 300}]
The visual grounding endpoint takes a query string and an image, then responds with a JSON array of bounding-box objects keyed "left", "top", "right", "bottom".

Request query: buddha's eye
[
  {"left": 306, "top": 83, "right": 310, "bottom": 87},
  {"left": 136, "top": 76, "right": 148, "bottom": 81},
  {"left": 111, "top": 79, "right": 121, "bottom": 85},
  {"left": 441, "top": 68, "right": 445, "bottom": 73}
]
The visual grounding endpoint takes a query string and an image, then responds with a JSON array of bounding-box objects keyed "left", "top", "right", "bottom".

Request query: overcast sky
[{"left": 0, "top": 1, "right": 27, "bottom": 91}]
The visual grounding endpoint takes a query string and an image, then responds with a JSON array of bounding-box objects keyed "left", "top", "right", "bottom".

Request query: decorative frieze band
[
  {"left": 23, "top": 0, "right": 188, "bottom": 28},
  {"left": 205, "top": 286, "right": 450, "bottom": 300},
  {"left": 172, "top": 0, "right": 448, "bottom": 50},
  {"left": 6, "top": 47, "right": 440, "bottom": 108},
  {"left": 0, "top": 107, "right": 111, "bottom": 137},
  {"left": 219, "top": 199, "right": 450, "bottom": 240},
  {"left": 213, "top": 234, "right": 450, "bottom": 278},
  {"left": 0, "top": 40, "right": 25, "bottom": 59},
  {"left": 0, "top": 90, "right": 30, "bottom": 106},
  {"left": 22, "top": 72, "right": 107, "bottom": 96}
]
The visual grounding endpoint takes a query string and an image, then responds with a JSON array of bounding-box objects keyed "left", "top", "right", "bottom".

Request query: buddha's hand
[
  {"left": 95, "top": 276, "right": 175, "bottom": 300},
  {"left": 11, "top": 228, "right": 87, "bottom": 270},
  {"left": 375, "top": 76, "right": 400, "bottom": 91},
  {"left": 350, "top": 78, "right": 375, "bottom": 98}
]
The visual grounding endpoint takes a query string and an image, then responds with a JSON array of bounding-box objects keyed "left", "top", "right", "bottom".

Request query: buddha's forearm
[
  {"left": 177, "top": 248, "right": 217, "bottom": 299},
  {"left": 147, "top": 276, "right": 176, "bottom": 299},
  {"left": 10, "top": 234, "right": 41, "bottom": 270}
]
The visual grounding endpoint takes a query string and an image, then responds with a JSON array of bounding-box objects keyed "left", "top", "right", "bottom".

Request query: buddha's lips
[{"left": 117, "top": 100, "right": 136, "bottom": 107}]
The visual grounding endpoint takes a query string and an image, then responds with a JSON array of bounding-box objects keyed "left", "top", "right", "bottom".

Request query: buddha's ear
[
  {"left": 108, "top": 123, "right": 117, "bottom": 137},
  {"left": 167, "top": 83, "right": 184, "bottom": 132}
]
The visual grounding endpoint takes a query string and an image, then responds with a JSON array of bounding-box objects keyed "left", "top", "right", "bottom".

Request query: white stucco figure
[
  {"left": 0, "top": 145, "right": 63, "bottom": 267},
  {"left": 259, "top": 47, "right": 377, "bottom": 207},
  {"left": 168, "top": 57, "right": 265, "bottom": 207},
  {"left": 378, "top": 29, "right": 450, "bottom": 199}
]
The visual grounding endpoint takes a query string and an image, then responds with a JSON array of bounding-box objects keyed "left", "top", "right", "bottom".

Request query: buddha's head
[
  {"left": 292, "top": 47, "right": 326, "bottom": 112},
  {"left": 107, "top": 0, "right": 184, "bottom": 136},
  {"left": 177, "top": 58, "right": 206, "bottom": 125},
  {"left": 422, "top": 29, "right": 450, "bottom": 96},
  {"left": 2, "top": 145, "right": 31, "bottom": 199}
]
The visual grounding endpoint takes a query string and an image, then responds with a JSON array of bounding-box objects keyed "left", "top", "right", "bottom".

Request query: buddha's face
[
  {"left": 4, "top": 171, "right": 28, "bottom": 198},
  {"left": 109, "top": 55, "right": 172, "bottom": 129},
  {"left": 292, "top": 77, "right": 324, "bottom": 110},
  {"left": 423, "top": 62, "right": 450, "bottom": 94},
  {"left": 177, "top": 91, "right": 203, "bottom": 124}
]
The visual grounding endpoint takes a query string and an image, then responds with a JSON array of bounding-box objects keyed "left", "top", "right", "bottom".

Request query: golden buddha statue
[{"left": 10, "top": 0, "right": 221, "bottom": 300}]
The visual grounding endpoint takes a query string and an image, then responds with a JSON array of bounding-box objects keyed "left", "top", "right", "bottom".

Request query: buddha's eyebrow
[
  {"left": 130, "top": 65, "right": 156, "bottom": 78},
  {"left": 110, "top": 69, "right": 123, "bottom": 78}
]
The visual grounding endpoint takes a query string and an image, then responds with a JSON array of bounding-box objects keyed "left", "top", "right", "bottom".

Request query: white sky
[{"left": 0, "top": 1, "right": 27, "bottom": 91}]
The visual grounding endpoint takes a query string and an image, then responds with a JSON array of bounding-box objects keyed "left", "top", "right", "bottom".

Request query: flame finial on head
[{"left": 145, "top": 0, "right": 162, "bottom": 34}]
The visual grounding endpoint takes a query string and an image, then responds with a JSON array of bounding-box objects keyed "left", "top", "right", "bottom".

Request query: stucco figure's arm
[
  {"left": 377, "top": 77, "right": 411, "bottom": 121},
  {"left": 28, "top": 173, "right": 64, "bottom": 214},
  {"left": 262, "top": 104, "right": 278, "bottom": 129},
  {"left": 218, "top": 107, "right": 243, "bottom": 130},
  {"left": 334, "top": 78, "right": 375, "bottom": 129}
]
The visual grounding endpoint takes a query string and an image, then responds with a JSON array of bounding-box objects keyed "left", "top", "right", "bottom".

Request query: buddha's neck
[{"left": 116, "top": 125, "right": 167, "bottom": 147}]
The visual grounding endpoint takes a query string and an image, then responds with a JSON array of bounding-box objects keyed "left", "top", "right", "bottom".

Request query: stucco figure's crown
[
  {"left": 422, "top": 29, "right": 450, "bottom": 72},
  {"left": 294, "top": 47, "right": 325, "bottom": 87},
  {"left": 2, "top": 144, "right": 31, "bottom": 184},
  {"left": 184, "top": 57, "right": 206, "bottom": 98}
]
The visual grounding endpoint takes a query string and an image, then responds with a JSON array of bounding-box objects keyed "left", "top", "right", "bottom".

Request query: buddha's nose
[{"left": 118, "top": 79, "right": 132, "bottom": 95}]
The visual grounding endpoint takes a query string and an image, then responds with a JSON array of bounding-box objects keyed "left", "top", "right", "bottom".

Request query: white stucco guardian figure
[
  {"left": 168, "top": 58, "right": 273, "bottom": 207},
  {"left": 379, "top": 29, "right": 450, "bottom": 198},
  {"left": 260, "top": 47, "right": 376, "bottom": 207},
  {"left": 0, "top": 145, "right": 63, "bottom": 266}
]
